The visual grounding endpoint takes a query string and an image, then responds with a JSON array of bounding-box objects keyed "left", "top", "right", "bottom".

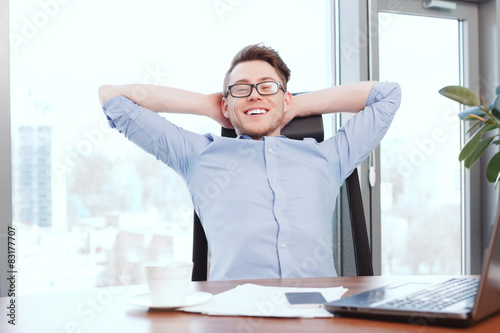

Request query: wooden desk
[{"left": 1, "top": 275, "right": 499, "bottom": 332}]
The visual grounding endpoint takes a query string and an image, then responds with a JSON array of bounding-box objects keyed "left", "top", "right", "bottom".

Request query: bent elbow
[{"left": 98, "top": 85, "right": 114, "bottom": 106}]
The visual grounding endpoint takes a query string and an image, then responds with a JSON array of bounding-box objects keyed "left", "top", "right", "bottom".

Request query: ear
[
  {"left": 221, "top": 97, "right": 230, "bottom": 118},
  {"left": 283, "top": 91, "right": 292, "bottom": 113}
]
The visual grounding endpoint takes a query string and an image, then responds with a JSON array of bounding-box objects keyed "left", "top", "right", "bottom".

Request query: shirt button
[
  {"left": 273, "top": 179, "right": 277, "bottom": 184},
  {"left": 281, "top": 243, "right": 287, "bottom": 248},
  {"left": 278, "top": 210, "right": 282, "bottom": 214},
  {"left": 268, "top": 148, "right": 273, "bottom": 153}
]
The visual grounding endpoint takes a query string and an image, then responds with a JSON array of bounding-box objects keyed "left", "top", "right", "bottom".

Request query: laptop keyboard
[{"left": 383, "top": 278, "right": 480, "bottom": 311}]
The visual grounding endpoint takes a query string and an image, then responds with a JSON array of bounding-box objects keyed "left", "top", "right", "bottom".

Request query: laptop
[{"left": 324, "top": 207, "right": 500, "bottom": 327}]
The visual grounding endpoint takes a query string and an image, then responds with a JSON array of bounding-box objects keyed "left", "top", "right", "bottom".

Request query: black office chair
[{"left": 191, "top": 115, "right": 374, "bottom": 281}]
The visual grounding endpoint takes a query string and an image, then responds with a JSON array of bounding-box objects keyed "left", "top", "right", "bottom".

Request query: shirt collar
[{"left": 237, "top": 135, "right": 287, "bottom": 140}]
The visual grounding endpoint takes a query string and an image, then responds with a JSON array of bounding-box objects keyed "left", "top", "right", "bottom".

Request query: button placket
[{"left": 264, "top": 138, "right": 292, "bottom": 277}]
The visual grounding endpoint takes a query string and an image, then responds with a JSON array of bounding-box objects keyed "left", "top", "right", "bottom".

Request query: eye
[
  {"left": 232, "top": 85, "right": 250, "bottom": 95},
  {"left": 259, "top": 82, "right": 275, "bottom": 93},
  {"left": 235, "top": 86, "right": 248, "bottom": 93}
]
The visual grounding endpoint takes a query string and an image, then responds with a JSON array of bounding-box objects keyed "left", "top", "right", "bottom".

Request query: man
[{"left": 99, "top": 44, "right": 401, "bottom": 281}]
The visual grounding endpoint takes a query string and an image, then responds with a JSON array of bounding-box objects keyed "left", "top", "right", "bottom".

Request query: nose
[{"left": 247, "top": 86, "right": 262, "bottom": 100}]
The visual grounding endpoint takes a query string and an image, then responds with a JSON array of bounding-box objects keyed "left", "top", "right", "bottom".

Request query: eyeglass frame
[{"left": 225, "top": 81, "right": 286, "bottom": 98}]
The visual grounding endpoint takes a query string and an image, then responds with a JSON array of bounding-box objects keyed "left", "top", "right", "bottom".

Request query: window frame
[
  {"left": 337, "top": 0, "right": 485, "bottom": 275},
  {"left": 0, "top": 0, "right": 12, "bottom": 297},
  {"left": 367, "top": 0, "right": 481, "bottom": 275}
]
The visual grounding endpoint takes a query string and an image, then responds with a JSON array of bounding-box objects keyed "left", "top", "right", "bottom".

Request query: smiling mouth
[{"left": 245, "top": 108, "right": 268, "bottom": 115}]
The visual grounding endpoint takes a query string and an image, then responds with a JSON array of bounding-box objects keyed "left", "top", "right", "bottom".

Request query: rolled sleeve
[
  {"left": 328, "top": 81, "right": 402, "bottom": 182},
  {"left": 103, "top": 95, "right": 170, "bottom": 156},
  {"left": 102, "top": 95, "right": 212, "bottom": 179},
  {"left": 364, "top": 81, "right": 402, "bottom": 136}
]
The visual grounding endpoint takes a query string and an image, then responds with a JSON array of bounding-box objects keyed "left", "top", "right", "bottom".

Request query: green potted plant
[{"left": 439, "top": 85, "right": 500, "bottom": 186}]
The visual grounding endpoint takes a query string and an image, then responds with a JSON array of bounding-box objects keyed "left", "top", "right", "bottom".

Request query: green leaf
[
  {"left": 492, "top": 95, "right": 500, "bottom": 113},
  {"left": 492, "top": 108, "right": 500, "bottom": 122},
  {"left": 486, "top": 151, "right": 500, "bottom": 183},
  {"left": 439, "top": 85, "right": 480, "bottom": 106},
  {"left": 459, "top": 124, "right": 494, "bottom": 161},
  {"left": 459, "top": 134, "right": 480, "bottom": 161},
  {"left": 466, "top": 122, "right": 481, "bottom": 135},
  {"left": 458, "top": 106, "right": 487, "bottom": 120},
  {"left": 485, "top": 124, "right": 498, "bottom": 132},
  {"left": 464, "top": 136, "right": 495, "bottom": 168}
]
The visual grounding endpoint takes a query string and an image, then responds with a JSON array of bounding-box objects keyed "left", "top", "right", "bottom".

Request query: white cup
[{"left": 144, "top": 261, "right": 194, "bottom": 306}]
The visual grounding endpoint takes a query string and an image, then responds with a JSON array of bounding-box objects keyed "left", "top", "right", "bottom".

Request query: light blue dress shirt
[{"left": 103, "top": 82, "right": 401, "bottom": 280}]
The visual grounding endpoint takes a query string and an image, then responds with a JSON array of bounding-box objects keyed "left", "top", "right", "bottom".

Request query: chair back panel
[
  {"left": 221, "top": 114, "right": 324, "bottom": 142},
  {"left": 334, "top": 168, "right": 374, "bottom": 276}
]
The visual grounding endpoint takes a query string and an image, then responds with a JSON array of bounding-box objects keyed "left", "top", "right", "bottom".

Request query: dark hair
[{"left": 223, "top": 43, "right": 291, "bottom": 97}]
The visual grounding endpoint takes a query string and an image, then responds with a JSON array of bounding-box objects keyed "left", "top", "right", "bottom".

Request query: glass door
[{"left": 370, "top": 0, "right": 480, "bottom": 275}]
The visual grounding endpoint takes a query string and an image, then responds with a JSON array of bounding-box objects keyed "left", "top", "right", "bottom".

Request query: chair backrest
[{"left": 192, "top": 115, "right": 373, "bottom": 281}]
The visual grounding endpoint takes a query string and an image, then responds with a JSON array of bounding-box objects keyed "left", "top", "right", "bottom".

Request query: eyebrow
[{"left": 233, "top": 77, "right": 279, "bottom": 84}]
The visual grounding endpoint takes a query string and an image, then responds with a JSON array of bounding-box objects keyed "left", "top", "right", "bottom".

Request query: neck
[{"left": 235, "top": 130, "right": 281, "bottom": 141}]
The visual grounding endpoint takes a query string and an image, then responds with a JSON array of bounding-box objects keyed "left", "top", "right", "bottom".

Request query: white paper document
[{"left": 181, "top": 283, "right": 348, "bottom": 318}]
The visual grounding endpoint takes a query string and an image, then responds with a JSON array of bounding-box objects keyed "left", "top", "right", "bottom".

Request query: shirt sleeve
[
  {"left": 102, "top": 95, "right": 212, "bottom": 178},
  {"left": 327, "top": 81, "right": 402, "bottom": 183}
]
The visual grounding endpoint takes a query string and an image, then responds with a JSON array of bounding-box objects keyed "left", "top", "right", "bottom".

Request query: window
[{"left": 9, "top": 0, "right": 334, "bottom": 294}]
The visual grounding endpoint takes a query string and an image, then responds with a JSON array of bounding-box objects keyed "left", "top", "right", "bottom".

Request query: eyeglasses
[{"left": 226, "top": 81, "right": 285, "bottom": 98}]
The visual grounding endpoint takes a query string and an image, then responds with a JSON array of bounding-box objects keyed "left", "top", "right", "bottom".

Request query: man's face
[{"left": 222, "top": 60, "right": 291, "bottom": 140}]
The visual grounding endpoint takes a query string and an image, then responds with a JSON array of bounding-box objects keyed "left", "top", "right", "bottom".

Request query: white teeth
[{"left": 246, "top": 109, "right": 267, "bottom": 115}]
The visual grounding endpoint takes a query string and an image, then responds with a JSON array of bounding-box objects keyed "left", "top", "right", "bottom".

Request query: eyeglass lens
[{"left": 230, "top": 82, "right": 279, "bottom": 97}]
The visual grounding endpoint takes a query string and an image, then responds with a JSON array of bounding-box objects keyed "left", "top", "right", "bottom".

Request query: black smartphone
[{"left": 285, "top": 292, "right": 327, "bottom": 308}]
